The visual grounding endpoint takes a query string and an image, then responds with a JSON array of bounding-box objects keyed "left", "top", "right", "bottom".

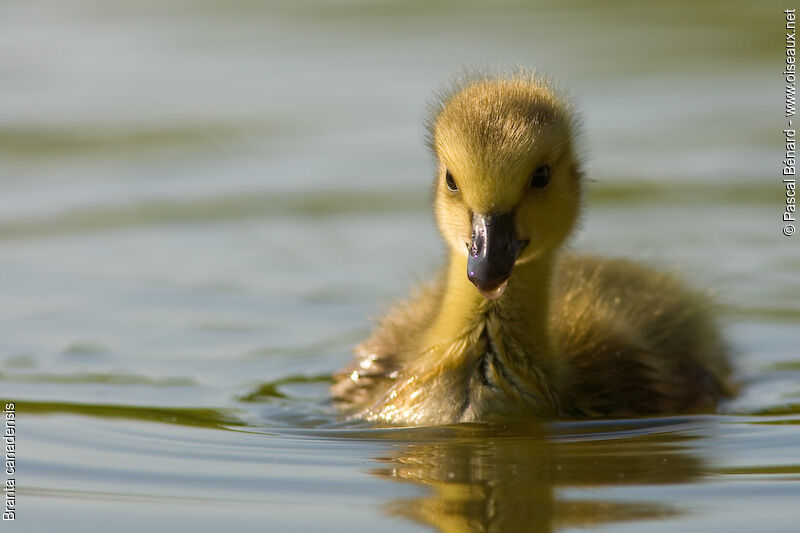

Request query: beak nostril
[{"left": 470, "top": 235, "right": 485, "bottom": 257}]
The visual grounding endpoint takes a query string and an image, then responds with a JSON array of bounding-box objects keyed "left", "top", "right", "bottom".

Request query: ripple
[
  {"left": 15, "top": 400, "right": 244, "bottom": 429},
  {"left": 0, "top": 371, "right": 195, "bottom": 386},
  {"left": 0, "top": 120, "right": 283, "bottom": 158}
]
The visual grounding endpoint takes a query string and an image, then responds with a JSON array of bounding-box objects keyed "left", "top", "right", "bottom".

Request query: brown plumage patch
[{"left": 551, "top": 254, "right": 732, "bottom": 416}]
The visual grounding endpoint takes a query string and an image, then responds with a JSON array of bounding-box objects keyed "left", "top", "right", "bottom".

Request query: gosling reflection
[{"left": 371, "top": 422, "right": 701, "bottom": 532}]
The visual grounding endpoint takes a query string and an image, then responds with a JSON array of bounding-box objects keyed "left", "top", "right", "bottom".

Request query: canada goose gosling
[{"left": 332, "top": 73, "right": 732, "bottom": 426}]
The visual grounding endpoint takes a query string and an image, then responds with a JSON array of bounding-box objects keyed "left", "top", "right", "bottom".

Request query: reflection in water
[{"left": 371, "top": 422, "right": 700, "bottom": 532}]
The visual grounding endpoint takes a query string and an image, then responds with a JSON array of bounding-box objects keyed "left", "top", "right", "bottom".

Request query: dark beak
[{"left": 467, "top": 212, "right": 525, "bottom": 300}]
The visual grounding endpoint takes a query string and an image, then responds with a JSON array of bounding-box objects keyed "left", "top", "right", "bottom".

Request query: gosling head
[{"left": 429, "top": 74, "right": 583, "bottom": 300}]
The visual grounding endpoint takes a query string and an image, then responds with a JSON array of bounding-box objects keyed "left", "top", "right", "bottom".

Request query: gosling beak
[{"left": 467, "top": 212, "right": 525, "bottom": 300}]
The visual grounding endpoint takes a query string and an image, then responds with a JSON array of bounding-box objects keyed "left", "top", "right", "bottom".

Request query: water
[{"left": 2, "top": 0, "right": 798, "bottom": 530}]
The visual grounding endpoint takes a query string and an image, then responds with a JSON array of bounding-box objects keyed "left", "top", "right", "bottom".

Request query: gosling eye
[
  {"left": 530, "top": 165, "right": 551, "bottom": 189},
  {"left": 445, "top": 170, "right": 458, "bottom": 192}
]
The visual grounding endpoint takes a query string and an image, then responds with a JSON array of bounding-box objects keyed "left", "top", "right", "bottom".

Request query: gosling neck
[
  {"left": 497, "top": 251, "right": 556, "bottom": 355},
  {"left": 424, "top": 249, "right": 556, "bottom": 362}
]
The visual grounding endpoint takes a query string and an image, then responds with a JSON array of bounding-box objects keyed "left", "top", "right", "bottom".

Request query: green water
[{"left": 2, "top": 1, "right": 798, "bottom": 531}]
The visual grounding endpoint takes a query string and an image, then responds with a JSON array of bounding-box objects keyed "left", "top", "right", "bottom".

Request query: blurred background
[{"left": 2, "top": 1, "right": 798, "bottom": 532}]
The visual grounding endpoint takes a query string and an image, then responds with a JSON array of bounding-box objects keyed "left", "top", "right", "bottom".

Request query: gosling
[{"left": 332, "top": 73, "right": 732, "bottom": 426}]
